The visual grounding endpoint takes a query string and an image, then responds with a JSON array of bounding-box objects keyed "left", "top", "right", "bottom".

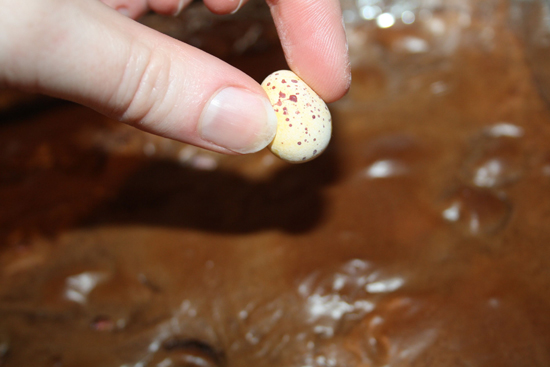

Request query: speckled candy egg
[{"left": 261, "top": 70, "right": 332, "bottom": 163}]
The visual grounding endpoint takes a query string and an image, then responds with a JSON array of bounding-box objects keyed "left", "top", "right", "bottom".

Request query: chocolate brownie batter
[{"left": 0, "top": 1, "right": 549, "bottom": 366}]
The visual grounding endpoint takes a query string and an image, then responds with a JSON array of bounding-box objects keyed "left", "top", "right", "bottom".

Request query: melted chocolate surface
[{"left": 0, "top": 1, "right": 549, "bottom": 366}]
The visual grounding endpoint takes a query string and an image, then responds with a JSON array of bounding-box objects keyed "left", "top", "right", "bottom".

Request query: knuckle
[{"left": 115, "top": 44, "right": 173, "bottom": 128}]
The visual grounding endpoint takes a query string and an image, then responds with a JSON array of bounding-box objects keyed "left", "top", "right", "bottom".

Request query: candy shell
[{"left": 261, "top": 70, "right": 332, "bottom": 163}]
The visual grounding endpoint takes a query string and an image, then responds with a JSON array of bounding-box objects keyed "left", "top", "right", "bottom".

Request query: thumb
[{"left": 0, "top": 0, "right": 277, "bottom": 154}]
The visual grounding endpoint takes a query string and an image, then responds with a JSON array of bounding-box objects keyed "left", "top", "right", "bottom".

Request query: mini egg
[{"left": 261, "top": 70, "right": 332, "bottom": 163}]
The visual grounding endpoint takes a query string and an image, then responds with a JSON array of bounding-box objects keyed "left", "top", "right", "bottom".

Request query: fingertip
[
  {"left": 302, "top": 39, "right": 351, "bottom": 103},
  {"left": 100, "top": 0, "right": 149, "bottom": 19},
  {"left": 198, "top": 86, "right": 277, "bottom": 154},
  {"left": 148, "top": 0, "right": 191, "bottom": 16},
  {"left": 203, "top": 0, "right": 245, "bottom": 15},
  {"left": 268, "top": 0, "right": 350, "bottom": 103}
]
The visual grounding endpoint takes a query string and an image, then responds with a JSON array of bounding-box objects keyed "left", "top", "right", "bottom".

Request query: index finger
[{"left": 267, "top": 0, "right": 351, "bottom": 103}]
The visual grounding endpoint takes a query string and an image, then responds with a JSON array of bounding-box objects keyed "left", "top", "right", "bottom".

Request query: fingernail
[
  {"left": 199, "top": 87, "right": 277, "bottom": 154},
  {"left": 173, "top": 0, "right": 186, "bottom": 16},
  {"left": 117, "top": 6, "right": 130, "bottom": 17},
  {"left": 230, "top": 0, "right": 244, "bottom": 14}
]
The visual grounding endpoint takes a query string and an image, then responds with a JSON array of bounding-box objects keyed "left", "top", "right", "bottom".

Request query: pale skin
[{"left": 0, "top": 0, "right": 350, "bottom": 155}]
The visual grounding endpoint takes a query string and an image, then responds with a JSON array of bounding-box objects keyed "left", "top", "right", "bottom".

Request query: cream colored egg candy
[{"left": 261, "top": 70, "right": 332, "bottom": 163}]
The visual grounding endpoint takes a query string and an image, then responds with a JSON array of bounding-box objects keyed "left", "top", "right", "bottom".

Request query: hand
[{"left": 0, "top": 0, "right": 350, "bottom": 154}]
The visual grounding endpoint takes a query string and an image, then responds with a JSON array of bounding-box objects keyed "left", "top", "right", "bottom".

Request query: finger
[
  {"left": 202, "top": 0, "right": 247, "bottom": 14},
  {"left": 267, "top": 0, "right": 351, "bottom": 103},
  {"left": 99, "top": 0, "right": 191, "bottom": 18},
  {"left": 99, "top": 0, "right": 149, "bottom": 18},
  {"left": 148, "top": 0, "right": 192, "bottom": 16},
  {"left": 0, "top": 0, "right": 277, "bottom": 155}
]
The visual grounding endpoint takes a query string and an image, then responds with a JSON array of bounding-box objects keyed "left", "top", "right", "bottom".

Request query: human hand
[{"left": 0, "top": 0, "right": 350, "bottom": 154}]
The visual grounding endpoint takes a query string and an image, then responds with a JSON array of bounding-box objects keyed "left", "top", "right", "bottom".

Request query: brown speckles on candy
[{"left": 261, "top": 70, "right": 332, "bottom": 164}]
